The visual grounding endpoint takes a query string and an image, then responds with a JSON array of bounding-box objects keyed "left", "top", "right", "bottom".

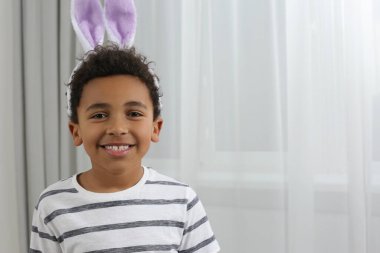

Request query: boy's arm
[
  {"left": 179, "top": 187, "right": 221, "bottom": 253},
  {"left": 29, "top": 208, "right": 62, "bottom": 253}
]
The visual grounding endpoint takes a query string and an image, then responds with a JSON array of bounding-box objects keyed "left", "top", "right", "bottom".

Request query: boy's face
[{"left": 69, "top": 75, "right": 163, "bottom": 174}]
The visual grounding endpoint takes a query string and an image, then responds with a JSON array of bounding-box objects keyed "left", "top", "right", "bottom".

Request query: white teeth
[{"left": 104, "top": 145, "right": 130, "bottom": 151}]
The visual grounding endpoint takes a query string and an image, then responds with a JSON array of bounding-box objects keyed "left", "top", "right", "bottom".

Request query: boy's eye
[
  {"left": 90, "top": 113, "right": 107, "bottom": 119},
  {"left": 128, "top": 111, "right": 143, "bottom": 117}
]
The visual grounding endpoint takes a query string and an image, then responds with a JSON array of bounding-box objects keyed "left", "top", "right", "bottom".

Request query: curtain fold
[
  {"left": 285, "top": 0, "right": 317, "bottom": 251},
  {"left": 22, "top": 0, "right": 76, "bottom": 226},
  {"left": 0, "top": 0, "right": 23, "bottom": 251}
]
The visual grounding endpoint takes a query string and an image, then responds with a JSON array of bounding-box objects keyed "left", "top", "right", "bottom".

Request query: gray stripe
[
  {"left": 29, "top": 249, "right": 42, "bottom": 253},
  {"left": 179, "top": 235, "right": 216, "bottom": 253},
  {"left": 145, "top": 180, "right": 188, "bottom": 187},
  {"left": 36, "top": 188, "right": 78, "bottom": 209},
  {"left": 57, "top": 220, "right": 185, "bottom": 243},
  {"left": 183, "top": 216, "right": 208, "bottom": 235},
  {"left": 187, "top": 196, "right": 199, "bottom": 211},
  {"left": 86, "top": 244, "right": 179, "bottom": 253},
  {"left": 31, "top": 226, "right": 58, "bottom": 242},
  {"left": 45, "top": 199, "right": 187, "bottom": 224}
]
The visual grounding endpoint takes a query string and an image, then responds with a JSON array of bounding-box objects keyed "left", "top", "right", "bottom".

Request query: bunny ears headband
[
  {"left": 71, "top": 0, "right": 136, "bottom": 51},
  {"left": 67, "top": 0, "right": 160, "bottom": 117}
]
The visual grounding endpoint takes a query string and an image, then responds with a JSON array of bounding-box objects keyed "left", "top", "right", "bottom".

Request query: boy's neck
[{"left": 77, "top": 165, "right": 144, "bottom": 193}]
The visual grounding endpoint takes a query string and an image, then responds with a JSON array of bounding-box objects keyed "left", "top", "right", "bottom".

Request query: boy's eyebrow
[
  {"left": 85, "top": 103, "right": 110, "bottom": 112},
  {"left": 85, "top": 101, "right": 147, "bottom": 112},
  {"left": 124, "top": 101, "right": 148, "bottom": 109}
]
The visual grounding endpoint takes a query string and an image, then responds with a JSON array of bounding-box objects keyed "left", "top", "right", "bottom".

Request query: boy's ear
[
  {"left": 151, "top": 117, "right": 163, "bottom": 143},
  {"left": 68, "top": 122, "right": 83, "bottom": 146}
]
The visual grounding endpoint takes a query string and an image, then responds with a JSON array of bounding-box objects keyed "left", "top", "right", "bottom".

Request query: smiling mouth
[
  {"left": 101, "top": 145, "right": 133, "bottom": 151},
  {"left": 99, "top": 144, "right": 136, "bottom": 157}
]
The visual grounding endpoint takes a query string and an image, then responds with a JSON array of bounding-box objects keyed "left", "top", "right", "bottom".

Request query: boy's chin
[{"left": 92, "top": 161, "right": 142, "bottom": 175}]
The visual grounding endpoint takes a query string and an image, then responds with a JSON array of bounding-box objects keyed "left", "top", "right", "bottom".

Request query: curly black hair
[{"left": 67, "top": 44, "right": 162, "bottom": 123}]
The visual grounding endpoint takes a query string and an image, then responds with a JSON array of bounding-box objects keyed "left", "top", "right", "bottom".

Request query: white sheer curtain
[{"left": 133, "top": 0, "right": 379, "bottom": 252}]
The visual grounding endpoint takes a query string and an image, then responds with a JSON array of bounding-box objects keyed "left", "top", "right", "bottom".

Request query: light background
[{"left": 1, "top": 0, "right": 380, "bottom": 252}]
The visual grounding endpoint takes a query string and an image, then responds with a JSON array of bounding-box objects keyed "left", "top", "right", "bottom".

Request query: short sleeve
[
  {"left": 178, "top": 187, "right": 220, "bottom": 253},
  {"left": 29, "top": 207, "right": 62, "bottom": 253}
]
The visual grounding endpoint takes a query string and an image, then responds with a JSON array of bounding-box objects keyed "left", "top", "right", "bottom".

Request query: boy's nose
[
  {"left": 106, "top": 118, "right": 129, "bottom": 136},
  {"left": 107, "top": 128, "right": 128, "bottom": 136}
]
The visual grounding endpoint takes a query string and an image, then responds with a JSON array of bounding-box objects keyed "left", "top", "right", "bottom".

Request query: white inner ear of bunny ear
[
  {"left": 104, "top": 0, "right": 137, "bottom": 48},
  {"left": 71, "top": 0, "right": 105, "bottom": 52}
]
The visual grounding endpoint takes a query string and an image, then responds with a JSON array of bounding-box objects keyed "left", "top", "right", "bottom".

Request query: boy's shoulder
[
  {"left": 35, "top": 167, "right": 198, "bottom": 211},
  {"left": 146, "top": 167, "right": 189, "bottom": 187},
  {"left": 39, "top": 176, "right": 76, "bottom": 197},
  {"left": 35, "top": 176, "right": 77, "bottom": 210},
  {"left": 145, "top": 167, "right": 198, "bottom": 199}
]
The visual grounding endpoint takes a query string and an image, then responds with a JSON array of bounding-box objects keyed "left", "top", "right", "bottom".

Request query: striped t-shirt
[{"left": 30, "top": 167, "right": 220, "bottom": 253}]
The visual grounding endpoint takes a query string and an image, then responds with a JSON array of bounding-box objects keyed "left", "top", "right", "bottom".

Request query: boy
[{"left": 29, "top": 45, "right": 220, "bottom": 253}]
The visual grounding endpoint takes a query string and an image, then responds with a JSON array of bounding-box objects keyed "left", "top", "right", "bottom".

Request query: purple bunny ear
[
  {"left": 104, "top": 0, "right": 137, "bottom": 48},
  {"left": 71, "top": 0, "right": 105, "bottom": 52}
]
